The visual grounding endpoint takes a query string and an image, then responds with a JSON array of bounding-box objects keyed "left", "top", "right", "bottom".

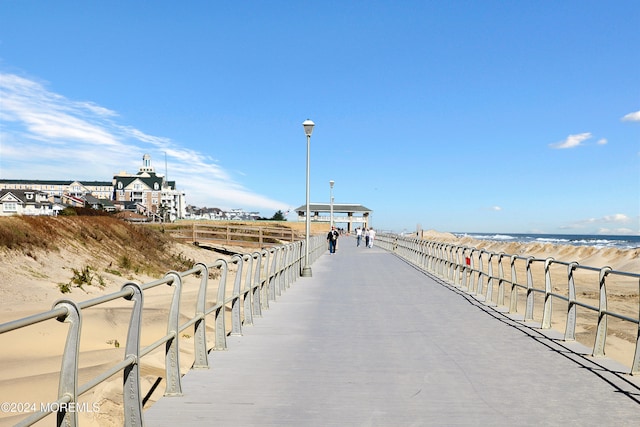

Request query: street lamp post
[
  {"left": 329, "top": 180, "right": 334, "bottom": 229},
  {"left": 301, "top": 119, "right": 315, "bottom": 277}
]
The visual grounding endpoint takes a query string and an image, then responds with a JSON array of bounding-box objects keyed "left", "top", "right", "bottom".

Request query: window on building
[{"left": 3, "top": 203, "right": 17, "bottom": 212}]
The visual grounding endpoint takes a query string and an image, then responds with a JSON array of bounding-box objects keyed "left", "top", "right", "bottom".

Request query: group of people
[
  {"left": 355, "top": 227, "right": 375, "bottom": 248},
  {"left": 326, "top": 226, "right": 376, "bottom": 254}
]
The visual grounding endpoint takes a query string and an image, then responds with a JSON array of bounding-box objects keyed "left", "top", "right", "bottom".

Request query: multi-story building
[
  {"left": 0, "top": 154, "right": 186, "bottom": 221},
  {"left": 0, "top": 179, "right": 113, "bottom": 200},
  {"left": 112, "top": 154, "right": 186, "bottom": 222}
]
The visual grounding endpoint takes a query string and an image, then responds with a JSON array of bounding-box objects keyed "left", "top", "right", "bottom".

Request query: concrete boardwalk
[{"left": 145, "top": 237, "right": 640, "bottom": 426}]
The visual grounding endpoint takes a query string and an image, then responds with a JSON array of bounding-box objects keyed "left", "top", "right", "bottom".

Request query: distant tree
[{"left": 271, "top": 210, "right": 286, "bottom": 221}]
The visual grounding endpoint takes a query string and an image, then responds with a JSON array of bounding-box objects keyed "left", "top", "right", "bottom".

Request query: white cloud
[
  {"left": 549, "top": 132, "right": 592, "bottom": 149},
  {"left": 0, "top": 72, "right": 287, "bottom": 213},
  {"left": 621, "top": 110, "right": 640, "bottom": 122},
  {"left": 491, "top": 206, "right": 502, "bottom": 211},
  {"left": 596, "top": 138, "right": 607, "bottom": 145},
  {"left": 561, "top": 213, "right": 638, "bottom": 235},
  {"left": 601, "top": 213, "right": 632, "bottom": 223}
]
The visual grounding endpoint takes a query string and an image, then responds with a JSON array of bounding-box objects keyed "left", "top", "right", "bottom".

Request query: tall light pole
[
  {"left": 301, "top": 119, "right": 315, "bottom": 277},
  {"left": 329, "top": 180, "right": 334, "bottom": 229}
]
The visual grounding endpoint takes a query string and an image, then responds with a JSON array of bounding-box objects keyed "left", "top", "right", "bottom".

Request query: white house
[{"left": 0, "top": 189, "right": 54, "bottom": 216}]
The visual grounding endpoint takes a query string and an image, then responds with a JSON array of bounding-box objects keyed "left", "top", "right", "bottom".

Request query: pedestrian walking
[
  {"left": 356, "top": 227, "right": 362, "bottom": 247},
  {"left": 368, "top": 228, "right": 376, "bottom": 248},
  {"left": 327, "top": 226, "right": 339, "bottom": 254},
  {"left": 364, "top": 228, "right": 370, "bottom": 248}
]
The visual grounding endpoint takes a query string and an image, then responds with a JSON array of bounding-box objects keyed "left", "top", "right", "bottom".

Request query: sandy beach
[
  {"left": 0, "top": 222, "right": 638, "bottom": 426},
  {"left": 0, "top": 230, "right": 226, "bottom": 426}
]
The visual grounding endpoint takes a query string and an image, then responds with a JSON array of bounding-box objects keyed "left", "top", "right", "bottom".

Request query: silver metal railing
[
  {"left": 0, "top": 234, "right": 326, "bottom": 427},
  {"left": 377, "top": 234, "right": 640, "bottom": 375}
]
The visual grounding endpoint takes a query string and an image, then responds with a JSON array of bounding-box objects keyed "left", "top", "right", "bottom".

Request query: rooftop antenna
[{"left": 164, "top": 152, "right": 168, "bottom": 183}]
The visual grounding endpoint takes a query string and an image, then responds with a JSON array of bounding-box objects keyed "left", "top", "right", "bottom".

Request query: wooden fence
[{"left": 162, "top": 223, "right": 301, "bottom": 249}]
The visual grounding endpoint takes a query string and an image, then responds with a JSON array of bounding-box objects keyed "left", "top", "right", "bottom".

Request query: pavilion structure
[{"left": 294, "top": 203, "right": 372, "bottom": 233}]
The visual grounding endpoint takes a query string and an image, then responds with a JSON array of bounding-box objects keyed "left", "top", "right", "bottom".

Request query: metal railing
[
  {"left": 0, "top": 234, "right": 325, "bottom": 427},
  {"left": 377, "top": 234, "right": 640, "bottom": 375}
]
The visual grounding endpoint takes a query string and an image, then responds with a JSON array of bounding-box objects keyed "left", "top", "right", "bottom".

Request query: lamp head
[{"left": 302, "top": 119, "right": 315, "bottom": 137}]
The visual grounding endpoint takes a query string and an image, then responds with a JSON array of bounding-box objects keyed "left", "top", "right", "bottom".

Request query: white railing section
[
  {"left": 0, "top": 234, "right": 326, "bottom": 427},
  {"left": 377, "top": 234, "right": 640, "bottom": 376}
]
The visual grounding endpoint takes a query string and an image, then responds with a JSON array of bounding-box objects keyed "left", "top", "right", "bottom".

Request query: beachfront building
[
  {"left": 0, "top": 189, "right": 60, "bottom": 216},
  {"left": 294, "top": 203, "right": 372, "bottom": 233},
  {"left": 0, "top": 179, "right": 115, "bottom": 214},
  {"left": 0, "top": 154, "right": 185, "bottom": 220},
  {"left": 185, "top": 206, "right": 262, "bottom": 221},
  {"left": 0, "top": 179, "right": 113, "bottom": 200},
  {"left": 112, "top": 154, "right": 186, "bottom": 222}
]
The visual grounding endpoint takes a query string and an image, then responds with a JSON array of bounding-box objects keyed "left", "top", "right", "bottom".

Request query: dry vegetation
[{"left": 0, "top": 215, "right": 196, "bottom": 279}]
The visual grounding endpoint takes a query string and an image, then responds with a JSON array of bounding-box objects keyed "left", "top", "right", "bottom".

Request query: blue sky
[{"left": 0, "top": 1, "right": 638, "bottom": 235}]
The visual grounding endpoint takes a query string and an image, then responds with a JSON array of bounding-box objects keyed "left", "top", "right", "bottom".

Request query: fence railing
[
  {"left": 163, "top": 223, "right": 301, "bottom": 248},
  {"left": 377, "top": 234, "right": 640, "bottom": 375},
  {"left": 0, "top": 234, "right": 325, "bottom": 427}
]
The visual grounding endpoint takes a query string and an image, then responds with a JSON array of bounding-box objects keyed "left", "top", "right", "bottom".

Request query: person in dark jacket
[{"left": 327, "top": 226, "right": 339, "bottom": 254}]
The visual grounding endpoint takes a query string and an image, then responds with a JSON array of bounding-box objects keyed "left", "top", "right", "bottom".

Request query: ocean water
[{"left": 454, "top": 232, "right": 640, "bottom": 250}]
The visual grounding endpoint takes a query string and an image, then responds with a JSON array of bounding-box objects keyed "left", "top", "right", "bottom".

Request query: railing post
[
  {"left": 269, "top": 247, "right": 278, "bottom": 300},
  {"left": 251, "top": 252, "right": 263, "bottom": 317},
  {"left": 524, "top": 257, "right": 535, "bottom": 321},
  {"left": 593, "top": 266, "right": 613, "bottom": 358},
  {"left": 241, "top": 254, "right": 254, "bottom": 326},
  {"left": 193, "top": 262, "right": 210, "bottom": 369},
  {"left": 214, "top": 260, "right": 229, "bottom": 351},
  {"left": 461, "top": 247, "right": 469, "bottom": 291},
  {"left": 497, "top": 253, "right": 506, "bottom": 306},
  {"left": 261, "top": 249, "right": 272, "bottom": 307},
  {"left": 509, "top": 255, "right": 518, "bottom": 314},
  {"left": 230, "top": 255, "right": 244, "bottom": 336},
  {"left": 468, "top": 249, "right": 477, "bottom": 294},
  {"left": 121, "top": 282, "right": 144, "bottom": 427},
  {"left": 476, "top": 250, "right": 485, "bottom": 296},
  {"left": 564, "top": 262, "right": 579, "bottom": 341},
  {"left": 164, "top": 271, "right": 183, "bottom": 396},
  {"left": 541, "top": 257, "right": 555, "bottom": 329},
  {"left": 53, "top": 300, "right": 81, "bottom": 427},
  {"left": 273, "top": 247, "right": 282, "bottom": 297},
  {"left": 485, "top": 252, "right": 494, "bottom": 303}
]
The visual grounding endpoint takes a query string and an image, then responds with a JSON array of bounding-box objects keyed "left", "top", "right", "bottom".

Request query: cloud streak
[
  {"left": 0, "top": 72, "right": 287, "bottom": 213},
  {"left": 560, "top": 213, "right": 637, "bottom": 235},
  {"left": 549, "top": 132, "right": 592, "bottom": 149},
  {"left": 621, "top": 110, "right": 640, "bottom": 122}
]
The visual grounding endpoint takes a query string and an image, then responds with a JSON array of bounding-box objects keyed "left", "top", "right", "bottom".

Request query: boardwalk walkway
[{"left": 145, "top": 237, "right": 640, "bottom": 426}]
